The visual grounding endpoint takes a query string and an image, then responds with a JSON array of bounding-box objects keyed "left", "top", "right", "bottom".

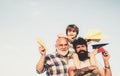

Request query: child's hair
[{"left": 66, "top": 24, "right": 79, "bottom": 35}]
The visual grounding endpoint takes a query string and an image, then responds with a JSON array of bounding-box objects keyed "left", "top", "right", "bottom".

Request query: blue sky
[{"left": 0, "top": 0, "right": 120, "bottom": 76}]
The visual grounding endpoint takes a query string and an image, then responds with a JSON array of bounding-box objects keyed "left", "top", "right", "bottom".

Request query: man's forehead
[
  {"left": 76, "top": 44, "right": 85, "bottom": 46},
  {"left": 56, "top": 37, "right": 68, "bottom": 43}
]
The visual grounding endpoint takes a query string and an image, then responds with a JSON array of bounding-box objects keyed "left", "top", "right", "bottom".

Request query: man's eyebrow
[{"left": 59, "top": 43, "right": 68, "bottom": 45}]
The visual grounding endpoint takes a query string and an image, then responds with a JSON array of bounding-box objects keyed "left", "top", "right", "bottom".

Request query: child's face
[{"left": 67, "top": 29, "right": 77, "bottom": 39}]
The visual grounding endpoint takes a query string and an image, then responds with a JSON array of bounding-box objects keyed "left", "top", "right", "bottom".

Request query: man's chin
[
  {"left": 57, "top": 49, "right": 68, "bottom": 57},
  {"left": 61, "top": 52, "right": 68, "bottom": 57},
  {"left": 62, "top": 53, "right": 68, "bottom": 56}
]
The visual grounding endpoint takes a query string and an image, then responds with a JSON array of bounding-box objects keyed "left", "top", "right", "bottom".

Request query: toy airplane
[
  {"left": 92, "top": 43, "right": 109, "bottom": 49},
  {"left": 36, "top": 38, "right": 48, "bottom": 51},
  {"left": 84, "top": 29, "right": 108, "bottom": 42}
]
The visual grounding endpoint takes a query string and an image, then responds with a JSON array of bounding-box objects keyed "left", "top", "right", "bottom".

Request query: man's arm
[
  {"left": 75, "top": 66, "right": 98, "bottom": 76},
  {"left": 102, "top": 51, "right": 112, "bottom": 76},
  {"left": 97, "top": 48, "right": 112, "bottom": 76},
  {"left": 36, "top": 47, "right": 46, "bottom": 73}
]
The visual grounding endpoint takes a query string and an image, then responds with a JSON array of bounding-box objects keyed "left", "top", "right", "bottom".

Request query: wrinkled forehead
[{"left": 56, "top": 37, "right": 68, "bottom": 44}]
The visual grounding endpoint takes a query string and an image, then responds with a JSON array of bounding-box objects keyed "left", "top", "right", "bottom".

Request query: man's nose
[
  {"left": 62, "top": 45, "right": 67, "bottom": 48},
  {"left": 79, "top": 48, "right": 83, "bottom": 51}
]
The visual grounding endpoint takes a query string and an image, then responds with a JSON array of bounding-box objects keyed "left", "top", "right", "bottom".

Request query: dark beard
[{"left": 77, "top": 50, "right": 89, "bottom": 61}]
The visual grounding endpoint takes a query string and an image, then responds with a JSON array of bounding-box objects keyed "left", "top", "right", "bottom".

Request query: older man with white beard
[{"left": 36, "top": 37, "right": 70, "bottom": 76}]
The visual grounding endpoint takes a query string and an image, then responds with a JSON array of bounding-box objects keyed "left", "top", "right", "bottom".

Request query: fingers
[
  {"left": 102, "top": 52, "right": 108, "bottom": 57},
  {"left": 39, "top": 46, "right": 45, "bottom": 51},
  {"left": 39, "top": 47, "right": 46, "bottom": 55},
  {"left": 97, "top": 47, "right": 110, "bottom": 58}
]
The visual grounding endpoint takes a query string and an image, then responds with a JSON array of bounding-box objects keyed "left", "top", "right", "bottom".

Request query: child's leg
[
  {"left": 72, "top": 53, "right": 81, "bottom": 69},
  {"left": 68, "top": 66, "right": 76, "bottom": 76},
  {"left": 89, "top": 50, "right": 97, "bottom": 66}
]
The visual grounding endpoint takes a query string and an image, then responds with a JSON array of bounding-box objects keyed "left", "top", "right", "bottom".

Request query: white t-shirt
[{"left": 68, "top": 59, "right": 103, "bottom": 76}]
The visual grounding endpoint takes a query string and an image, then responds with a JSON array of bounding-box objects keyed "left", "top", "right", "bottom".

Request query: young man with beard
[
  {"left": 36, "top": 37, "right": 69, "bottom": 76},
  {"left": 69, "top": 37, "right": 112, "bottom": 76}
]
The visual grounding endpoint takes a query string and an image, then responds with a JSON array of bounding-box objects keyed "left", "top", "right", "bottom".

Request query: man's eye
[
  {"left": 77, "top": 47, "right": 80, "bottom": 48},
  {"left": 59, "top": 44, "right": 68, "bottom": 46},
  {"left": 59, "top": 44, "right": 63, "bottom": 46},
  {"left": 65, "top": 44, "right": 68, "bottom": 46}
]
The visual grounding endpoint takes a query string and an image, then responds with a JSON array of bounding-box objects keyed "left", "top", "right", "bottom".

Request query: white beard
[{"left": 57, "top": 49, "right": 68, "bottom": 56}]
